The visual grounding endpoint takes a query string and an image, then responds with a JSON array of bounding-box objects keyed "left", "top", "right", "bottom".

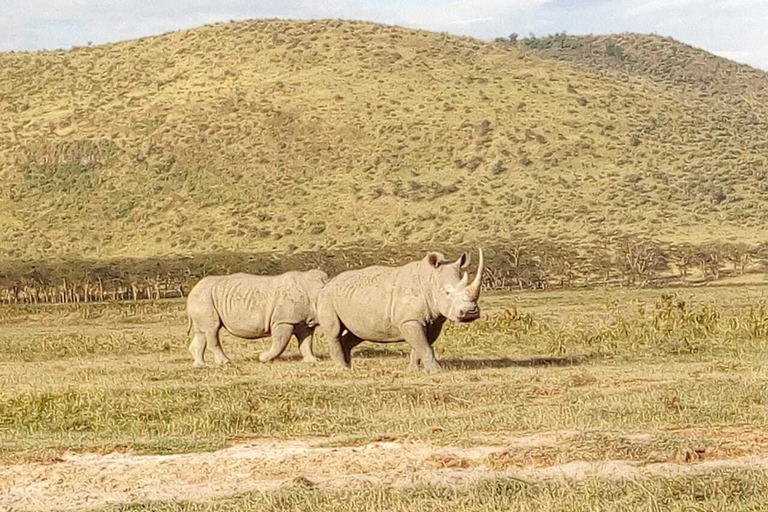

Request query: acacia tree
[
  {"left": 502, "top": 237, "right": 534, "bottom": 290},
  {"left": 696, "top": 243, "right": 724, "bottom": 280},
  {"left": 585, "top": 239, "right": 616, "bottom": 286},
  {"left": 549, "top": 245, "right": 583, "bottom": 288},
  {"left": 669, "top": 242, "right": 698, "bottom": 278},
  {"left": 614, "top": 236, "right": 668, "bottom": 285},
  {"left": 723, "top": 242, "right": 753, "bottom": 275}
]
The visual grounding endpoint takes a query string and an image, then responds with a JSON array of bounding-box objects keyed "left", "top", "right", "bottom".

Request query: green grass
[
  {"left": 96, "top": 471, "right": 768, "bottom": 512},
  {"left": 1, "top": 286, "right": 768, "bottom": 462}
]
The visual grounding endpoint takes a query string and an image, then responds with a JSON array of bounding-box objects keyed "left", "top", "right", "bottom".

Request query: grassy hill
[{"left": 1, "top": 20, "right": 767, "bottom": 271}]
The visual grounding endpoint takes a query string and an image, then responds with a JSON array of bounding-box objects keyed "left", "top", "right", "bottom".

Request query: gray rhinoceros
[
  {"left": 185, "top": 269, "right": 328, "bottom": 367},
  {"left": 316, "top": 249, "right": 484, "bottom": 371}
]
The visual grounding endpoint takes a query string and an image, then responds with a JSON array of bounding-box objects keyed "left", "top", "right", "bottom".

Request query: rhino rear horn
[{"left": 467, "top": 249, "right": 485, "bottom": 301}]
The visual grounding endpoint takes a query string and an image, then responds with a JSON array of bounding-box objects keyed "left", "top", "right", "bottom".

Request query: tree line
[{"left": 1, "top": 237, "right": 766, "bottom": 305}]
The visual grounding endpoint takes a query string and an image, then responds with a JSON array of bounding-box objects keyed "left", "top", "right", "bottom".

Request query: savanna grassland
[
  {"left": 2, "top": 286, "right": 768, "bottom": 510},
  {"left": 2, "top": 18, "right": 768, "bottom": 512},
  {"left": 1, "top": 20, "right": 768, "bottom": 268}
]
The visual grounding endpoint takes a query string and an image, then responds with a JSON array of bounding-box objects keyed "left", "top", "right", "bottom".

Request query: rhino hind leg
[
  {"left": 340, "top": 332, "right": 363, "bottom": 367},
  {"left": 205, "top": 328, "right": 231, "bottom": 365},
  {"left": 190, "top": 331, "right": 207, "bottom": 367},
  {"left": 259, "top": 323, "right": 294, "bottom": 363},
  {"left": 316, "top": 300, "right": 348, "bottom": 368}
]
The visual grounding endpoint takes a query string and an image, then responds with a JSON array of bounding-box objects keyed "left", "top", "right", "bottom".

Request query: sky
[{"left": 1, "top": 0, "right": 766, "bottom": 71}]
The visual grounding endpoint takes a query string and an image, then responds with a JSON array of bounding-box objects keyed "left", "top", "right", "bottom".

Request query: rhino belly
[
  {"left": 220, "top": 311, "right": 269, "bottom": 339},
  {"left": 340, "top": 315, "right": 402, "bottom": 342}
]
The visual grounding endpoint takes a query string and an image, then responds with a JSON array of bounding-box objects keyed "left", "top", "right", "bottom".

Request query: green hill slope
[{"left": 1, "top": 20, "right": 767, "bottom": 265}]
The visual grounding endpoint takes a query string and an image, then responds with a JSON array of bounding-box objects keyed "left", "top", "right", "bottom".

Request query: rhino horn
[
  {"left": 458, "top": 271, "right": 469, "bottom": 288},
  {"left": 467, "top": 249, "right": 485, "bottom": 301}
]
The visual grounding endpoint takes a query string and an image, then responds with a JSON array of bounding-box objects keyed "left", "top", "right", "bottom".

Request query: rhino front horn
[{"left": 467, "top": 248, "right": 484, "bottom": 302}]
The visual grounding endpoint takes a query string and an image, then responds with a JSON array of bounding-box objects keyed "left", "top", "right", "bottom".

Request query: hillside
[{"left": 1, "top": 20, "right": 767, "bottom": 266}]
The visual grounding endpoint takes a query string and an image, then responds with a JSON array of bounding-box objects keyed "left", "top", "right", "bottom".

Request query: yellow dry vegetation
[{"left": 0, "top": 20, "right": 767, "bottom": 262}]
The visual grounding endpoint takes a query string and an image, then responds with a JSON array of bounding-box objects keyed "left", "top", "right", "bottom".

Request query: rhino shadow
[
  {"left": 440, "top": 354, "right": 598, "bottom": 370},
  {"left": 354, "top": 348, "right": 409, "bottom": 359}
]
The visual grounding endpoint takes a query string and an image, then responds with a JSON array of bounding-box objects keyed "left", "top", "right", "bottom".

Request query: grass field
[
  {"left": 3, "top": 16, "right": 768, "bottom": 512},
  {"left": 2, "top": 284, "right": 768, "bottom": 510}
]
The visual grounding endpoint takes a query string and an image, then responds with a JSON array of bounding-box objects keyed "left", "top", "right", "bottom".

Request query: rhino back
[
  {"left": 324, "top": 262, "right": 431, "bottom": 340},
  {"left": 211, "top": 273, "right": 312, "bottom": 338}
]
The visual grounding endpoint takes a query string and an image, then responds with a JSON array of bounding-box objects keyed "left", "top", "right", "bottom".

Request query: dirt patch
[{"left": 2, "top": 434, "right": 768, "bottom": 511}]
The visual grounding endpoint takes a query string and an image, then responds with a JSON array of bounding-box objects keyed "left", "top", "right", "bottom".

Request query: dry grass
[
  {"left": 2, "top": 285, "right": 768, "bottom": 510},
  {"left": 1, "top": 285, "right": 767, "bottom": 463},
  {"left": 1, "top": 20, "right": 767, "bottom": 264},
  {"left": 96, "top": 470, "right": 768, "bottom": 511}
]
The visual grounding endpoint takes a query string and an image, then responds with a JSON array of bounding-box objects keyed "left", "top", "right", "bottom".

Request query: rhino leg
[
  {"left": 401, "top": 322, "right": 441, "bottom": 372},
  {"left": 205, "top": 328, "right": 231, "bottom": 365},
  {"left": 411, "top": 319, "right": 446, "bottom": 370},
  {"left": 190, "top": 331, "right": 207, "bottom": 367},
  {"left": 259, "top": 323, "right": 294, "bottom": 362},
  {"left": 324, "top": 318, "right": 348, "bottom": 368},
  {"left": 316, "top": 299, "right": 348, "bottom": 368},
  {"left": 408, "top": 349, "right": 420, "bottom": 371},
  {"left": 340, "top": 332, "right": 363, "bottom": 366},
  {"left": 297, "top": 326, "right": 318, "bottom": 363}
]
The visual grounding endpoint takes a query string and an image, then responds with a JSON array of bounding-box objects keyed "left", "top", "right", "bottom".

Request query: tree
[
  {"left": 696, "top": 243, "right": 723, "bottom": 280},
  {"left": 502, "top": 237, "right": 534, "bottom": 290},
  {"left": 723, "top": 242, "right": 753, "bottom": 275},
  {"left": 614, "top": 236, "right": 668, "bottom": 285},
  {"left": 670, "top": 242, "right": 697, "bottom": 278}
]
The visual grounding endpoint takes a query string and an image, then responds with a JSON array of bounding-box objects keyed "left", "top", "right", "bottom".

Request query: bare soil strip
[{"left": 2, "top": 435, "right": 768, "bottom": 512}]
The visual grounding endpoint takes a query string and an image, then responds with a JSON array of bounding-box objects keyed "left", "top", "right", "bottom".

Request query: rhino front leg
[
  {"left": 410, "top": 319, "right": 446, "bottom": 370},
  {"left": 260, "top": 323, "right": 294, "bottom": 362},
  {"left": 401, "top": 322, "right": 441, "bottom": 372},
  {"left": 296, "top": 326, "right": 318, "bottom": 363},
  {"left": 409, "top": 348, "right": 421, "bottom": 371}
]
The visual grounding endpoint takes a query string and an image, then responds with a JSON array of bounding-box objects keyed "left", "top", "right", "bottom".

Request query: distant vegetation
[
  {"left": 2, "top": 237, "right": 767, "bottom": 304},
  {"left": 1, "top": 20, "right": 767, "bottom": 295}
]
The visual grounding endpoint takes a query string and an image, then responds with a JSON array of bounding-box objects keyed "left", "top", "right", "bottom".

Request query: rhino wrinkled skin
[
  {"left": 185, "top": 270, "right": 328, "bottom": 367},
  {"left": 317, "top": 250, "right": 485, "bottom": 371}
]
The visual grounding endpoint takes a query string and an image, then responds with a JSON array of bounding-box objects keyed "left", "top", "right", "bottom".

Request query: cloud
[
  {"left": 626, "top": 0, "right": 700, "bottom": 17},
  {"left": 396, "top": 0, "right": 549, "bottom": 31},
  {"left": 0, "top": 0, "right": 765, "bottom": 71},
  {"left": 714, "top": 50, "right": 753, "bottom": 63},
  {"left": 626, "top": 0, "right": 765, "bottom": 17},
  {"left": 452, "top": 17, "right": 497, "bottom": 26}
]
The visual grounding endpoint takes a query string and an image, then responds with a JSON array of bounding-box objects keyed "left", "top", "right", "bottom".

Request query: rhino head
[{"left": 425, "top": 249, "right": 485, "bottom": 323}]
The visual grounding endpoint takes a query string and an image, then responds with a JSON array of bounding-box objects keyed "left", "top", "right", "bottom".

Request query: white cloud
[
  {"left": 0, "top": 0, "right": 765, "bottom": 71},
  {"left": 625, "top": 0, "right": 700, "bottom": 17},
  {"left": 715, "top": 50, "right": 753, "bottom": 63},
  {"left": 396, "top": 0, "right": 549, "bottom": 32},
  {"left": 452, "top": 17, "right": 497, "bottom": 26}
]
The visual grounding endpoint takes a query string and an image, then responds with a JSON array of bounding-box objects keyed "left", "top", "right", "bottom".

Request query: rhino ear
[
  {"left": 456, "top": 252, "right": 470, "bottom": 269},
  {"left": 427, "top": 252, "right": 442, "bottom": 268}
]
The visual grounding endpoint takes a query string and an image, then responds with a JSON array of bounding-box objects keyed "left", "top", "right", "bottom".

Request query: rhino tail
[{"left": 186, "top": 315, "right": 192, "bottom": 335}]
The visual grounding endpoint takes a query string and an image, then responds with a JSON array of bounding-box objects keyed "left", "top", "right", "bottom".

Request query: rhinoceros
[
  {"left": 316, "top": 249, "right": 485, "bottom": 371},
  {"left": 185, "top": 269, "right": 328, "bottom": 367}
]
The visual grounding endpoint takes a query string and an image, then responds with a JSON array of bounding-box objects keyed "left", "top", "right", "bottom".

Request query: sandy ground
[{"left": 2, "top": 433, "right": 768, "bottom": 511}]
